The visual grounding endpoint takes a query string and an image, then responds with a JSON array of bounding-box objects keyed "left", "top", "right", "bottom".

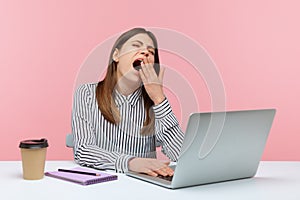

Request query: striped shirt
[{"left": 72, "top": 83, "right": 184, "bottom": 173}]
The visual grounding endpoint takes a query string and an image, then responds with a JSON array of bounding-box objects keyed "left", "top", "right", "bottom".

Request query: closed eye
[
  {"left": 132, "top": 44, "right": 141, "bottom": 48},
  {"left": 131, "top": 41, "right": 155, "bottom": 55},
  {"left": 149, "top": 51, "right": 155, "bottom": 55},
  {"left": 148, "top": 49, "right": 155, "bottom": 55}
]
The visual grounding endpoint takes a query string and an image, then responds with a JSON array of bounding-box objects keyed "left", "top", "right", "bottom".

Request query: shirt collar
[{"left": 114, "top": 87, "right": 142, "bottom": 107}]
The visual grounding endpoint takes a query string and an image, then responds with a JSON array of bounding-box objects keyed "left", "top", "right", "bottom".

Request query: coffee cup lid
[{"left": 19, "top": 138, "right": 49, "bottom": 149}]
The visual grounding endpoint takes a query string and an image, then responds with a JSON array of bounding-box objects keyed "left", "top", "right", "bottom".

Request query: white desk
[{"left": 1, "top": 161, "right": 300, "bottom": 200}]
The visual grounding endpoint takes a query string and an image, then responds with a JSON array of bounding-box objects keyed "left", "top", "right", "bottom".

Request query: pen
[{"left": 58, "top": 169, "right": 101, "bottom": 176}]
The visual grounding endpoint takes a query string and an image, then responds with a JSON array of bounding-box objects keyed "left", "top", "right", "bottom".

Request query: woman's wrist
[
  {"left": 153, "top": 95, "right": 166, "bottom": 105},
  {"left": 128, "top": 157, "right": 137, "bottom": 171}
]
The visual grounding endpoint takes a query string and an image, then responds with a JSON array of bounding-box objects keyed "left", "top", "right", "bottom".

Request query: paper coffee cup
[{"left": 19, "top": 138, "right": 49, "bottom": 180}]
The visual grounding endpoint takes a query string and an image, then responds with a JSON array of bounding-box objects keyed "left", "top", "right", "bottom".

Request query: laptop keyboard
[{"left": 157, "top": 175, "right": 173, "bottom": 181}]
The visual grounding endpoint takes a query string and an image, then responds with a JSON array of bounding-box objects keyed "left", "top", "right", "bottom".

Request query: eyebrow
[{"left": 131, "top": 40, "right": 155, "bottom": 49}]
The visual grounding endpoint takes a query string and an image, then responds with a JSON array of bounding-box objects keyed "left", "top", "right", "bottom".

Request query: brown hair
[{"left": 96, "top": 28, "right": 160, "bottom": 135}]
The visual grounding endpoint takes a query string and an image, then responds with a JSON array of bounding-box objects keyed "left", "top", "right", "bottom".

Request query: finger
[
  {"left": 143, "top": 57, "right": 157, "bottom": 78},
  {"left": 139, "top": 69, "right": 147, "bottom": 83},
  {"left": 154, "top": 165, "right": 174, "bottom": 176},
  {"left": 143, "top": 56, "right": 149, "bottom": 64},
  {"left": 140, "top": 60, "right": 150, "bottom": 78},
  {"left": 165, "top": 167, "right": 174, "bottom": 176},
  {"left": 145, "top": 169, "right": 158, "bottom": 177},
  {"left": 154, "top": 168, "right": 168, "bottom": 176},
  {"left": 146, "top": 57, "right": 157, "bottom": 77},
  {"left": 160, "top": 161, "right": 173, "bottom": 176},
  {"left": 158, "top": 66, "right": 165, "bottom": 82}
]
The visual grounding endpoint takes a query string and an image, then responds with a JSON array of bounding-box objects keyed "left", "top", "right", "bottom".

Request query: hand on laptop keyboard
[{"left": 128, "top": 158, "right": 174, "bottom": 177}]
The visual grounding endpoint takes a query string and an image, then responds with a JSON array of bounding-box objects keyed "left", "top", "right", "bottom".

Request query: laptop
[{"left": 126, "top": 109, "right": 276, "bottom": 189}]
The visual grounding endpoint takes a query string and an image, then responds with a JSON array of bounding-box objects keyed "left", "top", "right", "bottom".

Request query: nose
[{"left": 140, "top": 49, "right": 150, "bottom": 57}]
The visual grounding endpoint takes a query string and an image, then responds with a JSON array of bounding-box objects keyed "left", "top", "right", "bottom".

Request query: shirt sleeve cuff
[{"left": 152, "top": 98, "right": 172, "bottom": 119}]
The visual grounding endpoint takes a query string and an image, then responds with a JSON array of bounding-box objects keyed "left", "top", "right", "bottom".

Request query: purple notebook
[{"left": 45, "top": 167, "right": 118, "bottom": 185}]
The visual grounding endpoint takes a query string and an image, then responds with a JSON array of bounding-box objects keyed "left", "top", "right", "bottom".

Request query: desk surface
[{"left": 1, "top": 161, "right": 300, "bottom": 200}]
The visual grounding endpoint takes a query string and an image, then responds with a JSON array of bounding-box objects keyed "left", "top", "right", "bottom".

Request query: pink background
[{"left": 0, "top": 0, "right": 299, "bottom": 161}]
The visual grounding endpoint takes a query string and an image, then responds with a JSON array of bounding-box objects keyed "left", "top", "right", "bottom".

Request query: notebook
[{"left": 45, "top": 167, "right": 118, "bottom": 185}]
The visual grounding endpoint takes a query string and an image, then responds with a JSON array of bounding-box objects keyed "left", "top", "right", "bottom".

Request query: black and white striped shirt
[{"left": 72, "top": 83, "right": 184, "bottom": 173}]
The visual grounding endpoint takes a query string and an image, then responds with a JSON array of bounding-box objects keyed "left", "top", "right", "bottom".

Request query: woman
[{"left": 72, "top": 27, "right": 184, "bottom": 177}]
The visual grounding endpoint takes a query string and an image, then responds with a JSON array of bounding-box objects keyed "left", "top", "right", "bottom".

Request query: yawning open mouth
[{"left": 132, "top": 59, "right": 143, "bottom": 71}]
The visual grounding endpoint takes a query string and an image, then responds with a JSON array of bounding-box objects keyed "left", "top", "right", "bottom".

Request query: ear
[{"left": 112, "top": 48, "right": 119, "bottom": 62}]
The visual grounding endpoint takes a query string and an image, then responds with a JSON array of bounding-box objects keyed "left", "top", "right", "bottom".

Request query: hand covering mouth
[{"left": 132, "top": 59, "right": 143, "bottom": 71}]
